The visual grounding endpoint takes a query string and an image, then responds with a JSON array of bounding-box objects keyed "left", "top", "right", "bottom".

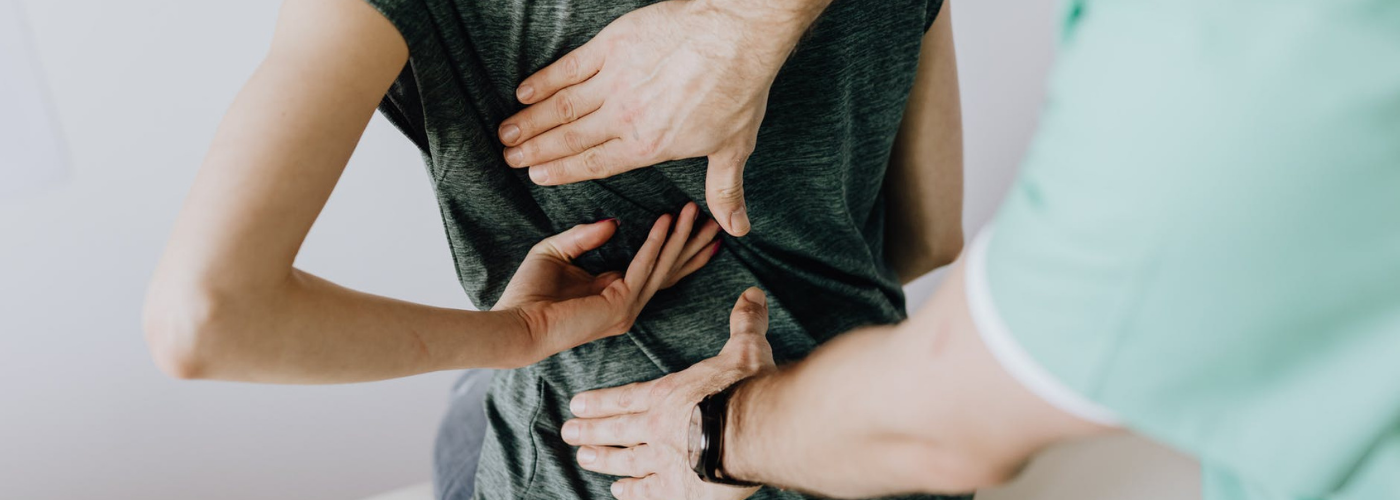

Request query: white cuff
[{"left": 964, "top": 227, "right": 1121, "bottom": 426}]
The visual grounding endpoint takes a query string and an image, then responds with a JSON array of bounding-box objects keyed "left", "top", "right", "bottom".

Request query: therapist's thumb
[
  {"left": 721, "top": 288, "right": 775, "bottom": 374},
  {"left": 706, "top": 144, "right": 752, "bottom": 237}
]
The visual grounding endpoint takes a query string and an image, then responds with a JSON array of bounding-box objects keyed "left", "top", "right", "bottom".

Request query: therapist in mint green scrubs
[
  {"left": 555, "top": 1, "right": 1400, "bottom": 499},
  {"left": 982, "top": 1, "right": 1400, "bottom": 498}
]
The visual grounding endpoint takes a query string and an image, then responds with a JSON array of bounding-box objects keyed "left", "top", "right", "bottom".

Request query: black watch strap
[{"left": 693, "top": 383, "right": 761, "bottom": 487}]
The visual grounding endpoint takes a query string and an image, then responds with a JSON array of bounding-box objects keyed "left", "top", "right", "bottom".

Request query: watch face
[{"left": 687, "top": 404, "right": 704, "bottom": 470}]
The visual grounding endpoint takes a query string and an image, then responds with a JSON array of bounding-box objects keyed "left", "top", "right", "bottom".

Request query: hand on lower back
[
  {"left": 495, "top": 202, "right": 721, "bottom": 364},
  {"left": 497, "top": 0, "right": 812, "bottom": 237},
  {"left": 562, "top": 288, "right": 776, "bottom": 500}
]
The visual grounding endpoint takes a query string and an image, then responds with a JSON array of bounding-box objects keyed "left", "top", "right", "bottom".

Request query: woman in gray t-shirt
[{"left": 145, "top": 0, "right": 964, "bottom": 499}]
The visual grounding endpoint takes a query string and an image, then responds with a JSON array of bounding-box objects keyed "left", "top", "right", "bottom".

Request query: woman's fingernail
[
  {"left": 563, "top": 422, "right": 580, "bottom": 442},
  {"left": 517, "top": 85, "right": 535, "bottom": 102},
  {"left": 710, "top": 241, "right": 721, "bottom": 256},
  {"left": 578, "top": 447, "right": 597, "bottom": 464},
  {"left": 611, "top": 482, "right": 624, "bottom": 497},
  {"left": 501, "top": 124, "right": 521, "bottom": 144},
  {"left": 505, "top": 148, "right": 524, "bottom": 166},
  {"left": 571, "top": 396, "right": 588, "bottom": 415}
]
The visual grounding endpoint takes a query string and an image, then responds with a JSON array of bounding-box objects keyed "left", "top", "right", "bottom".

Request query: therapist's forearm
[
  {"left": 695, "top": 0, "right": 833, "bottom": 60},
  {"left": 703, "top": 0, "right": 833, "bottom": 29},
  {"left": 720, "top": 263, "right": 1108, "bottom": 497},
  {"left": 723, "top": 326, "right": 980, "bottom": 497}
]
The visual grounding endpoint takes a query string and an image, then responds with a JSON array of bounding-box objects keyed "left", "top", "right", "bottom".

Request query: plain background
[{"left": 0, "top": 0, "right": 1199, "bottom": 499}]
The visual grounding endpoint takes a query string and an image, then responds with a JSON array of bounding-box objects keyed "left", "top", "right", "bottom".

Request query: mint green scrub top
[{"left": 968, "top": 1, "right": 1400, "bottom": 499}]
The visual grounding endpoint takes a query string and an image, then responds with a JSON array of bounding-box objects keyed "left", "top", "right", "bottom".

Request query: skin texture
[
  {"left": 498, "top": 0, "right": 834, "bottom": 237},
  {"left": 142, "top": 0, "right": 719, "bottom": 384},
  {"left": 567, "top": 262, "right": 1117, "bottom": 500}
]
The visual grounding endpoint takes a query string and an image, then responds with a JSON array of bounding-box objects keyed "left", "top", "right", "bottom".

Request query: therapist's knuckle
[
  {"left": 730, "top": 345, "right": 763, "bottom": 374},
  {"left": 730, "top": 312, "right": 759, "bottom": 334},
  {"left": 632, "top": 133, "right": 666, "bottom": 160},
  {"left": 609, "top": 417, "right": 628, "bottom": 437},
  {"left": 618, "top": 104, "right": 643, "bottom": 125},
  {"left": 563, "top": 129, "right": 587, "bottom": 153},
  {"left": 615, "top": 386, "right": 637, "bottom": 409},
  {"left": 738, "top": 136, "right": 757, "bottom": 156},
  {"left": 582, "top": 149, "right": 609, "bottom": 177},
  {"left": 623, "top": 447, "right": 641, "bottom": 471},
  {"left": 650, "top": 377, "right": 676, "bottom": 398},
  {"left": 561, "top": 54, "right": 581, "bottom": 81},
  {"left": 554, "top": 92, "right": 578, "bottom": 123}
]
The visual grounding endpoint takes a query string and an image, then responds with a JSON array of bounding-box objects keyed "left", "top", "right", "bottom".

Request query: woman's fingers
[
  {"left": 620, "top": 214, "right": 673, "bottom": 294},
  {"left": 667, "top": 242, "right": 718, "bottom": 288},
  {"left": 643, "top": 203, "right": 699, "bottom": 294},
  {"left": 531, "top": 219, "right": 619, "bottom": 262},
  {"left": 676, "top": 217, "right": 722, "bottom": 264},
  {"left": 608, "top": 203, "right": 719, "bottom": 306},
  {"left": 663, "top": 218, "right": 721, "bottom": 288}
]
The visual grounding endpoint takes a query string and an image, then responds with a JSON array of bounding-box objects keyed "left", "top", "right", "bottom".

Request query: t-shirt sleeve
[
  {"left": 359, "top": 0, "right": 431, "bottom": 52},
  {"left": 923, "top": 0, "right": 945, "bottom": 32},
  {"left": 356, "top": 0, "right": 442, "bottom": 155}
]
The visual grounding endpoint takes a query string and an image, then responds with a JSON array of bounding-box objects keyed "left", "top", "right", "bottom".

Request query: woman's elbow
[
  {"left": 892, "top": 231, "right": 965, "bottom": 284},
  {"left": 142, "top": 280, "right": 228, "bottom": 380},
  {"left": 929, "top": 230, "right": 965, "bottom": 270}
]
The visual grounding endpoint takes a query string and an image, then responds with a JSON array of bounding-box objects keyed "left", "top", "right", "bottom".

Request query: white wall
[{"left": 0, "top": 1, "right": 1197, "bottom": 499}]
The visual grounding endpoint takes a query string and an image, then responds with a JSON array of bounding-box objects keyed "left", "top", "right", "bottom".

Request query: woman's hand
[
  {"left": 497, "top": 0, "right": 832, "bottom": 237},
  {"left": 496, "top": 202, "right": 722, "bottom": 363}
]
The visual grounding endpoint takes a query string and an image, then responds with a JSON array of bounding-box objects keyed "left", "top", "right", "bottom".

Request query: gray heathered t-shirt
[{"left": 360, "top": 1, "right": 962, "bottom": 499}]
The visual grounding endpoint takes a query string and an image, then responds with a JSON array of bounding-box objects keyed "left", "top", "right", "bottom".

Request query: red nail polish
[{"left": 710, "top": 241, "right": 722, "bottom": 256}]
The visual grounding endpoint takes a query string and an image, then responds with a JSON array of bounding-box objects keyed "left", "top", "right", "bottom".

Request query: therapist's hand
[
  {"left": 498, "top": 0, "right": 830, "bottom": 237},
  {"left": 563, "top": 288, "right": 774, "bottom": 500}
]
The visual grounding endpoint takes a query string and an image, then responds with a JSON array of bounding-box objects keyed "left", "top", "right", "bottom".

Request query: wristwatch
[{"left": 688, "top": 383, "right": 761, "bottom": 487}]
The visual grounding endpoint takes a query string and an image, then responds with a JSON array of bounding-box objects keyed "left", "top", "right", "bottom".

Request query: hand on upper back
[
  {"left": 561, "top": 288, "right": 776, "bottom": 500},
  {"left": 497, "top": 0, "right": 820, "bottom": 237},
  {"left": 495, "top": 202, "right": 722, "bottom": 363}
]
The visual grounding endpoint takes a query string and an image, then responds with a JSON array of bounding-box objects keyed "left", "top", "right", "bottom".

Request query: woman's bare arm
[
  {"left": 885, "top": 4, "right": 965, "bottom": 284},
  {"left": 142, "top": 0, "right": 717, "bottom": 384}
]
